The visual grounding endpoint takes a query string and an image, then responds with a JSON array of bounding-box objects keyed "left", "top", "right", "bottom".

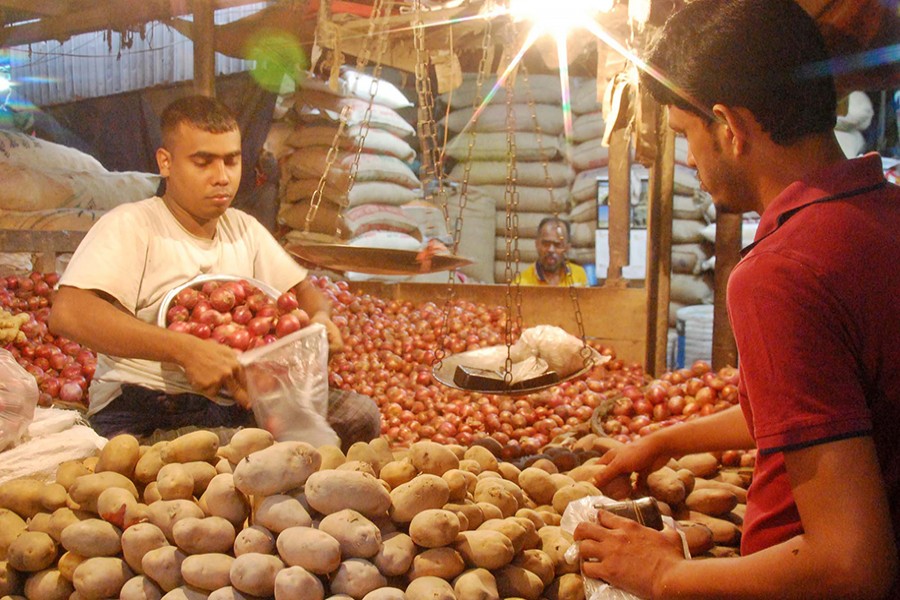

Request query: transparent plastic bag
[
  {"left": 0, "top": 348, "right": 39, "bottom": 451},
  {"left": 238, "top": 323, "right": 339, "bottom": 447},
  {"left": 560, "top": 495, "right": 692, "bottom": 600}
]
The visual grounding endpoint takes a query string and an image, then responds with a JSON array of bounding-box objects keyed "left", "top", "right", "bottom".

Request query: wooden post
[
  {"left": 604, "top": 126, "right": 631, "bottom": 287},
  {"left": 644, "top": 108, "right": 675, "bottom": 376},
  {"left": 712, "top": 212, "right": 741, "bottom": 368},
  {"left": 192, "top": 0, "right": 216, "bottom": 97}
]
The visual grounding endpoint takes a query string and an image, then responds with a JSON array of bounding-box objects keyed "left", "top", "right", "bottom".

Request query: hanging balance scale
[
  {"left": 283, "top": 0, "right": 472, "bottom": 276},
  {"left": 427, "top": 13, "right": 607, "bottom": 395}
]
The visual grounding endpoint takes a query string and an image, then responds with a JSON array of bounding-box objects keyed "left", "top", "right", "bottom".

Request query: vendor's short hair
[
  {"left": 160, "top": 95, "right": 239, "bottom": 145},
  {"left": 538, "top": 217, "right": 571, "bottom": 241}
]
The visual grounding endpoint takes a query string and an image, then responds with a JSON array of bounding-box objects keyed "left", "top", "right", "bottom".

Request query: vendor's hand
[
  {"left": 226, "top": 372, "right": 251, "bottom": 410},
  {"left": 593, "top": 434, "right": 671, "bottom": 490},
  {"left": 311, "top": 311, "right": 344, "bottom": 355},
  {"left": 575, "top": 510, "right": 684, "bottom": 599},
  {"left": 175, "top": 336, "right": 242, "bottom": 399}
]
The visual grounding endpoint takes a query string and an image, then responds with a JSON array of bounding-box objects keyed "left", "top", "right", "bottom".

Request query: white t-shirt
[{"left": 59, "top": 196, "right": 308, "bottom": 415}]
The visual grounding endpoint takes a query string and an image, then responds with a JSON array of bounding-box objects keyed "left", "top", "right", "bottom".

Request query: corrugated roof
[{"left": 6, "top": 3, "right": 266, "bottom": 107}]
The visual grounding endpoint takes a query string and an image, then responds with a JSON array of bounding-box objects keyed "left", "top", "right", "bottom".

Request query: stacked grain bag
[
  {"left": 0, "top": 130, "right": 161, "bottom": 273},
  {"left": 440, "top": 73, "right": 576, "bottom": 284},
  {"left": 273, "top": 69, "right": 422, "bottom": 246}
]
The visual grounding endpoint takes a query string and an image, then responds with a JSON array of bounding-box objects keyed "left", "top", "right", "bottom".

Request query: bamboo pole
[{"left": 192, "top": 0, "right": 216, "bottom": 97}]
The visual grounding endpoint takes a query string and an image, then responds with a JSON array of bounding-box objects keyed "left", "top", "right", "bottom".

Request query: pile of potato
[{"left": 0, "top": 429, "right": 749, "bottom": 599}]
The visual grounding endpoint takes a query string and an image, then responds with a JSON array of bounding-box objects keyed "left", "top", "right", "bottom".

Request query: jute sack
[
  {"left": 443, "top": 104, "right": 566, "bottom": 135},
  {"left": 445, "top": 131, "right": 562, "bottom": 162},
  {"left": 494, "top": 210, "right": 567, "bottom": 236},
  {"left": 571, "top": 167, "right": 607, "bottom": 203},
  {"left": 670, "top": 273, "right": 715, "bottom": 305},
  {"left": 285, "top": 149, "right": 420, "bottom": 189},
  {"left": 292, "top": 89, "right": 416, "bottom": 138},
  {"left": 672, "top": 219, "right": 707, "bottom": 244},
  {"left": 0, "top": 208, "right": 105, "bottom": 231},
  {"left": 673, "top": 194, "right": 708, "bottom": 221},
  {"left": 571, "top": 79, "right": 601, "bottom": 114},
  {"left": 281, "top": 178, "right": 419, "bottom": 207},
  {"left": 286, "top": 124, "right": 416, "bottom": 162},
  {"left": 0, "top": 163, "right": 73, "bottom": 211},
  {"left": 571, "top": 137, "right": 610, "bottom": 171},
  {"left": 671, "top": 243, "right": 710, "bottom": 275},
  {"left": 572, "top": 111, "right": 606, "bottom": 143},
  {"left": 570, "top": 222, "right": 596, "bottom": 248},
  {"left": 569, "top": 199, "right": 597, "bottom": 223},
  {"left": 264, "top": 121, "right": 296, "bottom": 159},
  {"left": 442, "top": 73, "right": 564, "bottom": 108},
  {"left": 449, "top": 160, "right": 574, "bottom": 187},
  {"left": 278, "top": 199, "right": 345, "bottom": 236},
  {"left": 473, "top": 184, "right": 571, "bottom": 212},
  {"left": 300, "top": 68, "right": 412, "bottom": 110},
  {"left": 0, "top": 131, "right": 105, "bottom": 172},
  {"left": 344, "top": 204, "right": 421, "bottom": 238},
  {"left": 444, "top": 187, "right": 496, "bottom": 283}
]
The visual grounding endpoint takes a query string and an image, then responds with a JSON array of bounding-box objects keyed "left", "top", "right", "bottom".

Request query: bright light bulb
[{"left": 508, "top": 0, "right": 613, "bottom": 36}]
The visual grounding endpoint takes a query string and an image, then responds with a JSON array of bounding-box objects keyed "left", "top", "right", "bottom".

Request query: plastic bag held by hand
[{"left": 0, "top": 348, "right": 39, "bottom": 451}]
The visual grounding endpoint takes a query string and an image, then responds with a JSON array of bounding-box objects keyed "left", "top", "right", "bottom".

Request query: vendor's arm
[
  {"left": 577, "top": 435, "right": 897, "bottom": 599},
  {"left": 594, "top": 405, "right": 755, "bottom": 488},
  {"left": 291, "top": 278, "right": 343, "bottom": 354},
  {"left": 49, "top": 285, "right": 243, "bottom": 400}
]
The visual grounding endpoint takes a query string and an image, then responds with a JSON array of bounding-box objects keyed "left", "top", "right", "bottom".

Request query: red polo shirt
[{"left": 726, "top": 154, "right": 900, "bottom": 556}]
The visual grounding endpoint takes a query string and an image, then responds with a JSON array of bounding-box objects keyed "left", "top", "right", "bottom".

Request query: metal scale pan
[{"left": 285, "top": 240, "right": 473, "bottom": 276}]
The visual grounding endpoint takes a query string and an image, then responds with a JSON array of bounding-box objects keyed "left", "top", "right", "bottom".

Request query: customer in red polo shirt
[{"left": 578, "top": 0, "right": 899, "bottom": 598}]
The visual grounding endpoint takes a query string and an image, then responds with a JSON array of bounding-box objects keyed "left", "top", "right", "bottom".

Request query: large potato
[
  {"left": 23, "top": 568, "right": 73, "bottom": 600},
  {"left": 68, "top": 472, "right": 139, "bottom": 513},
  {"left": 406, "top": 575, "right": 455, "bottom": 600},
  {"left": 409, "top": 509, "right": 460, "bottom": 548},
  {"left": 317, "top": 509, "right": 382, "bottom": 559},
  {"left": 0, "top": 508, "right": 26, "bottom": 560},
  {"left": 96, "top": 487, "right": 138, "bottom": 529},
  {"left": 156, "top": 464, "right": 195, "bottom": 501},
  {"left": 199, "top": 473, "right": 250, "bottom": 528},
  {"left": 55, "top": 460, "right": 92, "bottom": 491},
  {"left": 276, "top": 526, "right": 341, "bottom": 574},
  {"left": 379, "top": 459, "right": 417, "bottom": 489},
  {"left": 273, "top": 565, "right": 324, "bottom": 600},
  {"left": 0, "top": 479, "right": 46, "bottom": 519},
  {"left": 7, "top": 531, "right": 57, "bottom": 572},
  {"left": 372, "top": 532, "right": 416, "bottom": 578},
  {"left": 232, "top": 442, "right": 321, "bottom": 497},
  {"left": 252, "top": 494, "right": 312, "bottom": 533},
  {"left": 95, "top": 434, "right": 141, "bottom": 478},
  {"left": 72, "top": 556, "right": 133, "bottom": 599},
  {"left": 135, "top": 445, "right": 167, "bottom": 484},
  {"left": 408, "top": 547, "right": 466, "bottom": 580},
  {"left": 161, "top": 431, "right": 219, "bottom": 464},
  {"left": 119, "top": 574, "right": 163, "bottom": 600},
  {"left": 147, "top": 500, "right": 205, "bottom": 543},
  {"left": 229, "top": 552, "right": 284, "bottom": 597},
  {"left": 494, "top": 564, "right": 544, "bottom": 600},
  {"left": 0, "top": 559, "right": 21, "bottom": 596},
  {"left": 217, "top": 428, "right": 274, "bottom": 466},
  {"left": 60, "top": 518, "right": 122, "bottom": 557},
  {"left": 409, "top": 441, "right": 460, "bottom": 476},
  {"left": 57, "top": 550, "right": 87, "bottom": 581},
  {"left": 304, "top": 470, "right": 391, "bottom": 518},
  {"left": 329, "top": 558, "right": 386, "bottom": 599},
  {"left": 172, "top": 516, "right": 235, "bottom": 555},
  {"left": 233, "top": 525, "right": 275, "bottom": 556},
  {"left": 142, "top": 545, "right": 186, "bottom": 592},
  {"left": 389, "top": 474, "right": 450, "bottom": 523},
  {"left": 181, "top": 553, "right": 234, "bottom": 591},
  {"left": 453, "top": 568, "right": 499, "bottom": 600},
  {"left": 121, "top": 523, "right": 168, "bottom": 575},
  {"left": 454, "top": 530, "right": 514, "bottom": 570}
]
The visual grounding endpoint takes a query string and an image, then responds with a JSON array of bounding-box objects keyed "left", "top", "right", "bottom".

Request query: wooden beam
[
  {"left": 0, "top": 0, "right": 261, "bottom": 46},
  {"left": 712, "top": 212, "right": 741, "bottom": 368},
  {"left": 603, "top": 125, "right": 631, "bottom": 287},
  {"left": 0, "top": 0, "right": 65, "bottom": 17},
  {"left": 192, "top": 0, "right": 216, "bottom": 97}
]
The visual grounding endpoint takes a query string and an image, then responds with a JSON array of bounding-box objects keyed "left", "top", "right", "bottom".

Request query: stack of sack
[
  {"left": 440, "top": 73, "right": 577, "bottom": 284},
  {"left": 0, "top": 130, "right": 161, "bottom": 271},
  {"left": 271, "top": 69, "right": 423, "bottom": 247}
]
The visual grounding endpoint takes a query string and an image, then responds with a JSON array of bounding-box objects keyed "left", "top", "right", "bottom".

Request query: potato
[
  {"left": 318, "top": 509, "right": 381, "bottom": 558},
  {"left": 26, "top": 512, "right": 52, "bottom": 537},
  {"left": 409, "top": 441, "right": 460, "bottom": 476},
  {"left": 329, "top": 559, "right": 386, "bottom": 599},
  {"left": 22, "top": 568, "right": 72, "bottom": 600},
  {"left": 366, "top": 438, "right": 394, "bottom": 474},
  {"left": 229, "top": 552, "right": 284, "bottom": 597},
  {"left": 72, "top": 556, "right": 133, "bottom": 598},
  {"left": 144, "top": 482, "right": 162, "bottom": 504},
  {"left": 253, "top": 494, "right": 312, "bottom": 533},
  {"left": 273, "top": 565, "right": 324, "bottom": 600},
  {"left": 409, "top": 509, "right": 460, "bottom": 548},
  {"left": 119, "top": 574, "right": 163, "bottom": 600},
  {"left": 180, "top": 461, "right": 219, "bottom": 497},
  {"left": 156, "top": 464, "right": 195, "bottom": 501},
  {"left": 317, "top": 445, "right": 347, "bottom": 471},
  {"left": 539, "top": 526, "right": 577, "bottom": 575},
  {"left": 473, "top": 478, "right": 522, "bottom": 517},
  {"left": 232, "top": 442, "right": 321, "bottom": 497},
  {"left": 95, "top": 434, "right": 141, "bottom": 478},
  {"left": 142, "top": 545, "right": 187, "bottom": 592},
  {"left": 513, "top": 549, "right": 555, "bottom": 586},
  {"left": 408, "top": 547, "right": 465, "bottom": 580},
  {"left": 199, "top": 474, "right": 250, "bottom": 529},
  {"left": 496, "top": 461, "right": 521, "bottom": 483},
  {"left": 458, "top": 459, "right": 482, "bottom": 475},
  {"left": 685, "top": 488, "right": 739, "bottom": 517},
  {"left": 233, "top": 525, "right": 275, "bottom": 556},
  {"left": 305, "top": 470, "right": 391, "bottom": 518},
  {"left": 362, "top": 587, "right": 406, "bottom": 600},
  {"left": 277, "top": 526, "right": 341, "bottom": 574},
  {"left": 452, "top": 567, "right": 498, "bottom": 600},
  {"left": 677, "top": 453, "right": 720, "bottom": 478},
  {"left": 335, "top": 460, "right": 377, "bottom": 477},
  {"left": 647, "top": 467, "right": 688, "bottom": 506},
  {"left": 389, "top": 475, "right": 450, "bottom": 523},
  {"left": 181, "top": 553, "right": 234, "bottom": 591},
  {"left": 406, "top": 575, "right": 455, "bottom": 600},
  {"left": 95, "top": 487, "right": 138, "bottom": 529},
  {"left": 344, "top": 442, "right": 380, "bottom": 471},
  {"left": 207, "top": 586, "right": 261, "bottom": 599},
  {"left": 215, "top": 458, "right": 234, "bottom": 475},
  {"left": 379, "top": 459, "right": 417, "bottom": 490},
  {"left": 121, "top": 523, "right": 169, "bottom": 575},
  {"left": 444, "top": 502, "right": 485, "bottom": 530},
  {"left": 372, "top": 532, "right": 415, "bottom": 578},
  {"left": 678, "top": 511, "right": 741, "bottom": 546},
  {"left": 217, "top": 428, "right": 274, "bottom": 465},
  {"left": 0, "top": 479, "right": 45, "bottom": 519},
  {"left": 528, "top": 457, "right": 559, "bottom": 474},
  {"left": 60, "top": 518, "right": 122, "bottom": 557},
  {"left": 442, "top": 469, "right": 476, "bottom": 502},
  {"left": 517, "top": 468, "right": 556, "bottom": 506},
  {"left": 68, "top": 472, "right": 139, "bottom": 513},
  {"left": 474, "top": 502, "right": 503, "bottom": 522},
  {"left": 147, "top": 500, "right": 205, "bottom": 543},
  {"left": 454, "top": 530, "right": 515, "bottom": 570},
  {"left": 7, "top": 531, "right": 57, "bottom": 572},
  {"left": 135, "top": 446, "right": 167, "bottom": 485},
  {"left": 494, "top": 564, "right": 544, "bottom": 600},
  {"left": 0, "top": 560, "right": 21, "bottom": 597},
  {"left": 55, "top": 460, "right": 92, "bottom": 491},
  {"left": 514, "top": 508, "right": 547, "bottom": 531},
  {"left": 57, "top": 550, "right": 86, "bottom": 581},
  {"left": 551, "top": 482, "right": 601, "bottom": 515},
  {"left": 39, "top": 482, "right": 68, "bottom": 513},
  {"left": 545, "top": 572, "right": 585, "bottom": 600},
  {"left": 0, "top": 509, "right": 26, "bottom": 559},
  {"left": 478, "top": 518, "right": 529, "bottom": 554},
  {"left": 172, "top": 516, "right": 235, "bottom": 555},
  {"left": 680, "top": 522, "right": 715, "bottom": 556},
  {"left": 462, "top": 446, "right": 499, "bottom": 473},
  {"left": 161, "top": 431, "right": 219, "bottom": 464},
  {"left": 693, "top": 477, "right": 748, "bottom": 503}
]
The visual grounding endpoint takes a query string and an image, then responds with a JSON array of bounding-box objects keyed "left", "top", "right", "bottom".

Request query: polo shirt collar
[{"left": 750, "top": 153, "right": 886, "bottom": 249}]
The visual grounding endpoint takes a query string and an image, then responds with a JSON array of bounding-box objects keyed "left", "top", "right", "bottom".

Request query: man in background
[{"left": 516, "top": 217, "right": 588, "bottom": 286}]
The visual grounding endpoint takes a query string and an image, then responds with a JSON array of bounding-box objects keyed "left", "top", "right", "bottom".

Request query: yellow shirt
[{"left": 515, "top": 262, "right": 589, "bottom": 286}]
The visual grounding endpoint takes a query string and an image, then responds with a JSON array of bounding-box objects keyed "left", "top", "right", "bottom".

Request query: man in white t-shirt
[{"left": 49, "top": 95, "right": 380, "bottom": 447}]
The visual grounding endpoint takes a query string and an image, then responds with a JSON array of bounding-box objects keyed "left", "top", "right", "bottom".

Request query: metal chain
[
  {"left": 502, "top": 31, "right": 522, "bottom": 384},
  {"left": 434, "top": 0, "right": 494, "bottom": 366},
  {"left": 306, "top": 105, "right": 351, "bottom": 233},
  {"left": 520, "top": 65, "right": 589, "bottom": 361},
  {"left": 412, "top": 0, "right": 445, "bottom": 200}
]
